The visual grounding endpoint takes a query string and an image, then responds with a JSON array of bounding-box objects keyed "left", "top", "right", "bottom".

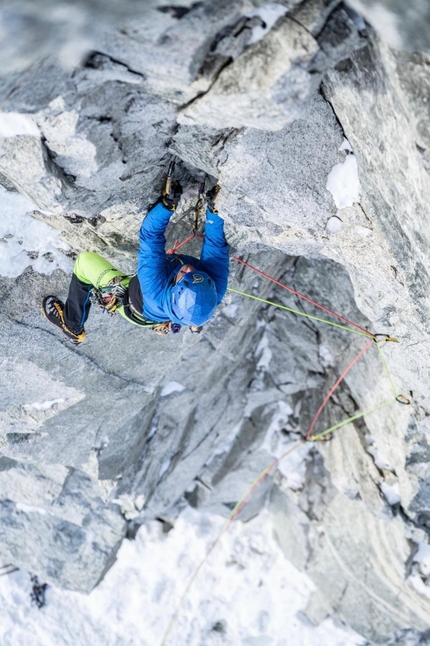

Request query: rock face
[
  {"left": 347, "top": 0, "right": 430, "bottom": 51},
  {"left": 0, "top": 0, "right": 430, "bottom": 643}
]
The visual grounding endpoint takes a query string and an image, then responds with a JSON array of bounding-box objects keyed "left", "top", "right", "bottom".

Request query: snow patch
[
  {"left": 413, "top": 541, "right": 430, "bottom": 577},
  {"left": 408, "top": 572, "right": 430, "bottom": 600},
  {"left": 340, "top": 138, "right": 353, "bottom": 153},
  {"left": 222, "top": 302, "right": 239, "bottom": 319},
  {"left": 0, "top": 112, "right": 40, "bottom": 138},
  {"left": 112, "top": 494, "right": 145, "bottom": 521},
  {"left": 23, "top": 399, "right": 66, "bottom": 412},
  {"left": 318, "top": 343, "right": 335, "bottom": 368},
  {"left": 365, "top": 435, "right": 392, "bottom": 471},
  {"left": 158, "top": 459, "right": 171, "bottom": 479},
  {"left": 0, "top": 186, "right": 72, "bottom": 277},
  {"left": 326, "top": 138, "right": 360, "bottom": 209},
  {"left": 354, "top": 225, "right": 372, "bottom": 238},
  {"left": 367, "top": 445, "right": 391, "bottom": 471},
  {"left": 380, "top": 481, "right": 401, "bottom": 505},
  {"left": 248, "top": 3, "right": 288, "bottom": 45},
  {"left": 326, "top": 216, "right": 347, "bottom": 235},
  {"left": 37, "top": 98, "right": 98, "bottom": 178},
  {"left": 160, "top": 381, "right": 186, "bottom": 397},
  {"left": 0, "top": 507, "right": 366, "bottom": 646},
  {"left": 260, "top": 401, "right": 311, "bottom": 490},
  {"left": 256, "top": 332, "right": 272, "bottom": 371},
  {"left": 15, "top": 503, "right": 47, "bottom": 516}
]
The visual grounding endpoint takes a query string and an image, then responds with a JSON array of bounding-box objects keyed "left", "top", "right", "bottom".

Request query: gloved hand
[
  {"left": 162, "top": 180, "right": 182, "bottom": 211},
  {"left": 206, "top": 185, "right": 220, "bottom": 213},
  {"left": 189, "top": 325, "right": 203, "bottom": 334}
]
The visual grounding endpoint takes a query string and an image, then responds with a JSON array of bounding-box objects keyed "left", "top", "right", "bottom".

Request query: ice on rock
[
  {"left": 161, "top": 381, "right": 186, "bottom": 396},
  {"left": 326, "top": 138, "right": 361, "bottom": 209},
  {"left": 326, "top": 216, "right": 347, "bottom": 235},
  {"left": 380, "top": 481, "right": 401, "bottom": 506}
]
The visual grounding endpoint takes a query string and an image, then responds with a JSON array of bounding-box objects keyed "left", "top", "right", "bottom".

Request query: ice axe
[
  {"left": 163, "top": 160, "right": 175, "bottom": 196},
  {"left": 193, "top": 175, "right": 206, "bottom": 233}
]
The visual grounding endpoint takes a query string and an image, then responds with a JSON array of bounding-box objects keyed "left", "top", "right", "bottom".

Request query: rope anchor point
[
  {"left": 309, "top": 433, "right": 334, "bottom": 442},
  {"left": 374, "top": 333, "right": 399, "bottom": 343},
  {"left": 396, "top": 394, "right": 411, "bottom": 405}
]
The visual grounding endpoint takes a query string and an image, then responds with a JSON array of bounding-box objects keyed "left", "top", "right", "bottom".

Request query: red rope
[
  {"left": 228, "top": 440, "right": 305, "bottom": 523},
  {"left": 167, "top": 233, "right": 203, "bottom": 254},
  {"left": 168, "top": 234, "right": 373, "bottom": 338},
  {"left": 227, "top": 339, "right": 374, "bottom": 525},
  {"left": 305, "top": 338, "right": 374, "bottom": 440},
  {"left": 232, "top": 256, "right": 372, "bottom": 337}
]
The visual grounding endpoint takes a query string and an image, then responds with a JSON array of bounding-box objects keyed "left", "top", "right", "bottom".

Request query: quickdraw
[{"left": 90, "top": 276, "right": 128, "bottom": 315}]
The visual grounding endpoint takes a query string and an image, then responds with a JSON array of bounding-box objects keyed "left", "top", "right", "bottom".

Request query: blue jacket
[{"left": 137, "top": 202, "right": 230, "bottom": 324}]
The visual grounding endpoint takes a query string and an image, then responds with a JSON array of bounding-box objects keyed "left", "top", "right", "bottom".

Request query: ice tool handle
[{"left": 164, "top": 160, "right": 175, "bottom": 197}]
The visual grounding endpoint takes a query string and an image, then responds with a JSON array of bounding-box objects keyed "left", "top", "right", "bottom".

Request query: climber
[{"left": 41, "top": 178, "right": 229, "bottom": 343}]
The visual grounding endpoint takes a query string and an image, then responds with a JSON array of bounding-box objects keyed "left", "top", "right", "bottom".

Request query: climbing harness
[
  {"left": 91, "top": 272, "right": 181, "bottom": 334},
  {"left": 157, "top": 178, "right": 412, "bottom": 646}
]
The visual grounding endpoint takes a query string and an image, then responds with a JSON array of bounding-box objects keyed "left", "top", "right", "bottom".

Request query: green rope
[
  {"left": 375, "top": 341, "right": 398, "bottom": 398},
  {"left": 310, "top": 398, "right": 397, "bottom": 440},
  {"left": 227, "top": 398, "right": 398, "bottom": 523},
  {"left": 227, "top": 287, "right": 375, "bottom": 339}
]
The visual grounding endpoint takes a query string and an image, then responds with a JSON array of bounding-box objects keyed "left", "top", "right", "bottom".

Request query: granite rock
[{"left": 0, "top": 1, "right": 430, "bottom": 643}]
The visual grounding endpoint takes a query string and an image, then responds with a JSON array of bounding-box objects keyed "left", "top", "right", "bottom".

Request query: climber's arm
[
  {"left": 200, "top": 207, "right": 230, "bottom": 304},
  {"left": 137, "top": 202, "right": 172, "bottom": 303}
]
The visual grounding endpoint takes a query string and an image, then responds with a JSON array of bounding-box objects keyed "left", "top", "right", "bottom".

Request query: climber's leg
[{"left": 62, "top": 252, "right": 125, "bottom": 333}]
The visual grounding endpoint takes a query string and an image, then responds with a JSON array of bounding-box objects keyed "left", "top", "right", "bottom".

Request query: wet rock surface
[{"left": 0, "top": 0, "right": 430, "bottom": 642}]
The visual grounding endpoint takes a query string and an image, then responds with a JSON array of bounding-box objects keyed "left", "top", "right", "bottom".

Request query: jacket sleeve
[
  {"left": 137, "top": 202, "right": 172, "bottom": 305},
  {"left": 200, "top": 207, "right": 230, "bottom": 304}
]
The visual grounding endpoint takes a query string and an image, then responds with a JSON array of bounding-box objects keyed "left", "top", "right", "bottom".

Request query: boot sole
[{"left": 40, "top": 306, "right": 82, "bottom": 345}]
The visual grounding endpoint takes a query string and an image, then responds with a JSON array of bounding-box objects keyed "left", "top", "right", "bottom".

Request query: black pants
[{"left": 63, "top": 274, "right": 92, "bottom": 334}]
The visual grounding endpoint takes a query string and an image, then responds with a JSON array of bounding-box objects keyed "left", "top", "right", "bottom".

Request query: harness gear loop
[{"left": 396, "top": 394, "right": 411, "bottom": 405}]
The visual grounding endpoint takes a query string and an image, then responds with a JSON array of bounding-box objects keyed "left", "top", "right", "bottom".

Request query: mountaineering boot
[{"left": 42, "top": 296, "right": 86, "bottom": 345}]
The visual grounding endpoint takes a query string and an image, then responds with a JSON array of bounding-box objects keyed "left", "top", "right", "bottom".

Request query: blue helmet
[{"left": 171, "top": 270, "right": 218, "bottom": 326}]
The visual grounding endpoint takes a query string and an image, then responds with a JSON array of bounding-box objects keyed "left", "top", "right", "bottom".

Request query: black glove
[
  {"left": 162, "top": 180, "right": 182, "bottom": 211},
  {"left": 206, "top": 185, "right": 220, "bottom": 213}
]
